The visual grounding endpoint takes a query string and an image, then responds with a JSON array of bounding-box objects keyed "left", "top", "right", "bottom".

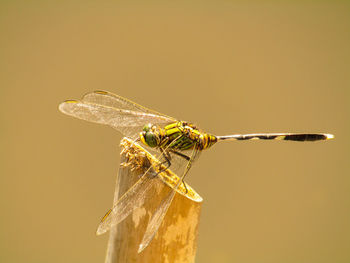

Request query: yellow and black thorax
[{"left": 140, "top": 121, "right": 217, "bottom": 151}]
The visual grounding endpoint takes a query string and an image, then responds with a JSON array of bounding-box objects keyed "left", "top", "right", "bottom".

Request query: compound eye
[{"left": 145, "top": 132, "right": 158, "bottom": 147}]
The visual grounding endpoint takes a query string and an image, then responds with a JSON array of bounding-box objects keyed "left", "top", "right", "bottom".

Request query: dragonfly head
[{"left": 140, "top": 124, "right": 160, "bottom": 148}]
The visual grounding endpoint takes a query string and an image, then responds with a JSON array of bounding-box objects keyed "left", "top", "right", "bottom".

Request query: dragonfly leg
[
  {"left": 152, "top": 147, "right": 172, "bottom": 177},
  {"left": 182, "top": 148, "right": 197, "bottom": 194},
  {"left": 159, "top": 147, "right": 172, "bottom": 167},
  {"left": 168, "top": 150, "right": 193, "bottom": 193},
  {"left": 169, "top": 149, "right": 191, "bottom": 161},
  {"left": 149, "top": 135, "right": 185, "bottom": 178}
]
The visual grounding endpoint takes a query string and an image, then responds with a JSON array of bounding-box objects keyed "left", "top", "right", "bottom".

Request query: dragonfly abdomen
[{"left": 216, "top": 133, "right": 333, "bottom": 142}]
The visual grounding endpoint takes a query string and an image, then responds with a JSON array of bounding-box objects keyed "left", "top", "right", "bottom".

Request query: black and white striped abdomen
[{"left": 217, "top": 133, "right": 334, "bottom": 142}]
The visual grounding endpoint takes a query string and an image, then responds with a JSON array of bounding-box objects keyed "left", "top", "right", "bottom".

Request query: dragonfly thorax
[{"left": 139, "top": 122, "right": 218, "bottom": 151}]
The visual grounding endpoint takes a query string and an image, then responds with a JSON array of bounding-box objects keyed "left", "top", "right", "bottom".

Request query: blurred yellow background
[{"left": 1, "top": 1, "right": 349, "bottom": 263}]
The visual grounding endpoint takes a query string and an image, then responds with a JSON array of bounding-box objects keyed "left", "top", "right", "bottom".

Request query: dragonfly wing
[
  {"left": 138, "top": 185, "right": 177, "bottom": 252},
  {"left": 96, "top": 172, "right": 162, "bottom": 235},
  {"left": 59, "top": 100, "right": 174, "bottom": 138},
  {"left": 138, "top": 147, "right": 200, "bottom": 253},
  {"left": 97, "top": 138, "right": 182, "bottom": 235},
  {"left": 82, "top": 90, "right": 176, "bottom": 121}
]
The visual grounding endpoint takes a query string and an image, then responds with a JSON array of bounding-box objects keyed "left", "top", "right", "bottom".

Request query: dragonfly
[{"left": 59, "top": 90, "right": 334, "bottom": 252}]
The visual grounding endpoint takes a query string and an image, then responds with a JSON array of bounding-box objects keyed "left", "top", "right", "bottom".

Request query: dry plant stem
[{"left": 105, "top": 138, "right": 203, "bottom": 263}]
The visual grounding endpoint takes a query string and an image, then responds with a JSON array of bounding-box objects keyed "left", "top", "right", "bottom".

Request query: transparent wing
[
  {"left": 96, "top": 170, "right": 162, "bottom": 235},
  {"left": 138, "top": 146, "right": 201, "bottom": 253},
  {"left": 82, "top": 90, "right": 176, "bottom": 121},
  {"left": 59, "top": 100, "right": 174, "bottom": 138},
  {"left": 96, "top": 136, "right": 187, "bottom": 235}
]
